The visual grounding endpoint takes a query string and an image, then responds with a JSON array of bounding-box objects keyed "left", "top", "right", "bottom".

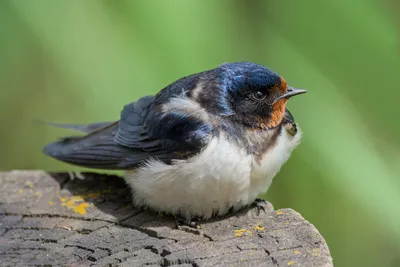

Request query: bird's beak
[{"left": 272, "top": 87, "right": 307, "bottom": 104}]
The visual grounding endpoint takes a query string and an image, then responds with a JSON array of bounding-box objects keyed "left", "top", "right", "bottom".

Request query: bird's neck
[
  {"left": 216, "top": 119, "right": 282, "bottom": 160},
  {"left": 266, "top": 99, "right": 287, "bottom": 129}
]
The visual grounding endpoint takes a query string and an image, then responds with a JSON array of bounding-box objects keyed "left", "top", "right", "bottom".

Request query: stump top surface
[{"left": 0, "top": 170, "right": 332, "bottom": 267}]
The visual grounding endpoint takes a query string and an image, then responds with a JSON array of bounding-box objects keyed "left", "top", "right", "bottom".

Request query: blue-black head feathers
[
  {"left": 154, "top": 61, "right": 301, "bottom": 129},
  {"left": 188, "top": 62, "right": 282, "bottom": 116},
  {"left": 192, "top": 62, "right": 291, "bottom": 129},
  {"left": 218, "top": 61, "right": 282, "bottom": 94}
]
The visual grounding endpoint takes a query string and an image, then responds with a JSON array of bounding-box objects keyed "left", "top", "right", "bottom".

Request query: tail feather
[
  {"left": 36, "top": 119, "right": 116, "bottom": 133},
  {"left": 42, "top": 122, "right": 131, "bottom": 169}
]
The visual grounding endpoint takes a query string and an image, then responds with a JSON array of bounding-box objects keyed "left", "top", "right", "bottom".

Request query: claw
[
  {"left": 174, "top": 216, "right": 202, "bottom": 229},
  {"left": 252, "top": 198, "right": 269, "bottom": 216}
]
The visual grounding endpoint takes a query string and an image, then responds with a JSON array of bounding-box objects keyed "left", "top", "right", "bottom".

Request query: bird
[{"left": 43, "top": 61, "right": 306, "bottom": 228}]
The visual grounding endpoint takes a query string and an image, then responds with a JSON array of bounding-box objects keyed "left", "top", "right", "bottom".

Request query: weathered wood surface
[{"left": 0, "top": 171, "right": 333, "bottom": 267}]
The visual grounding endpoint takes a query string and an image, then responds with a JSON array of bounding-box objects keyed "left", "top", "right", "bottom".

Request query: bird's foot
[
  {"left": 252, "top": 198, "right": 269, "bottom": 216},
  {"left": 174, "top": 216, "right": 202, "bottom": 229},
  {"left": 67, "top": 171, "right": 86, "bottom": 180}
]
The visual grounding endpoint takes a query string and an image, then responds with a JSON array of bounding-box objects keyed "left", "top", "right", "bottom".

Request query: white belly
[{"left": 125, "top": 126, "right": 302, "bottom": 219}]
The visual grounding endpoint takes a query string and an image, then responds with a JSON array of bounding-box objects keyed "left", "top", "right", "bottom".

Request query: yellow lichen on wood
[
  {"left": 73, "top": 202, "right": 89, "bottom": 215},
  {"left": 24, "top": 181, "right": 34, "bottom": 188},
  {"left": 275, "top": 211, "right": 284, "bottom": 215},
  {"left": 287, "top": 260, "right": 296, "bottom": 265},
  {"left": 234, "top": 229, "right": 253, "bottom": 237},
  {"left": 254, "top": 225, "right": 265, "bottom": 231},
  {"left": 17, "top": 189, "right": 24, "bottom": 194},
  {"left": 294, "top": 250, "right": 301, "bottom": 255},
  {"left": 57, "top": 192, "right": 102, "bottom": 215},
  {"left": 312, "top": 248, "right": 320, "bottom": 256},
  {"left": 60, "top": 195, "right": 90, "bottom": 215},
  {"left": 69, "top": 196, "right": 84, "bottom": 202}
]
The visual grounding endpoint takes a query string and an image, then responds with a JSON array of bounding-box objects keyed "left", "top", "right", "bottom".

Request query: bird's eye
[{"left": 250, "top": 91, "right": 267, "bottom": 101}]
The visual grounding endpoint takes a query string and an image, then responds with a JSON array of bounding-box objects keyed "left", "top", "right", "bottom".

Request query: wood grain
[{"left": 0, "top": 171, "right": 333, "bottom": 267}]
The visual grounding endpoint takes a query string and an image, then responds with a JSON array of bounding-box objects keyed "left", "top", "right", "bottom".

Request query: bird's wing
[{"left": 43, "top": 95, "right": 213, "bottom": 169}]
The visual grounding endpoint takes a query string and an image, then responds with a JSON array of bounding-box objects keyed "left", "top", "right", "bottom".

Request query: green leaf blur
[{"left": 1, "top": 1, "right": 399, "bottom": 266}]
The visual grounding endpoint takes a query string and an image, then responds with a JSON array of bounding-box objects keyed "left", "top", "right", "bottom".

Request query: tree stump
[{"left": 0, "top": 171, "right": 333, "bottom": 267}]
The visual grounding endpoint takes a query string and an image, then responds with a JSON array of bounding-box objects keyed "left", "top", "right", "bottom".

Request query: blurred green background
[{"left": 1, "top": 1, "right": 400, "bottom": 266}]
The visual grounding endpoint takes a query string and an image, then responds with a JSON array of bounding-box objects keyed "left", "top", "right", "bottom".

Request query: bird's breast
[
  {"left": 250, "top": 124, "right": 302, "bottom": 193},
  {"left": 125, "top": 125, "right": 302, "bottom": 219}
]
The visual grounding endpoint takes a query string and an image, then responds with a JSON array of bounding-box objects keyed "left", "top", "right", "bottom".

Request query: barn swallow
[{"left": 43, "top": 62, "right": 306, "bottom": 228}]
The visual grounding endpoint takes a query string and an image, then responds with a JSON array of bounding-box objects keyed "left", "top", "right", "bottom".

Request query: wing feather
[{"left": 43, "top": 95, "right": 213, "bottom": 169}]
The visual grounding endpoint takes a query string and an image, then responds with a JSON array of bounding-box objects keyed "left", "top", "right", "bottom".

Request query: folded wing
[{"left": 43, "top": 95, "right": 213, "bottom": 169}]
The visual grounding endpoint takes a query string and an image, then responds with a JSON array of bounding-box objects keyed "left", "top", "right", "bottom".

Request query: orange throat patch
[
  {"left": 265, "top": 76, "right": 288, "bottom": 128},
  {"left": 267, "top": 99, "right": 287, "bottom": 128}
]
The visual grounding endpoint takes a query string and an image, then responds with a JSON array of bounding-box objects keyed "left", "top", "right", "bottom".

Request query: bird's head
[{"left": 196, "top": 62, "right": 306, "bottom": 129}]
